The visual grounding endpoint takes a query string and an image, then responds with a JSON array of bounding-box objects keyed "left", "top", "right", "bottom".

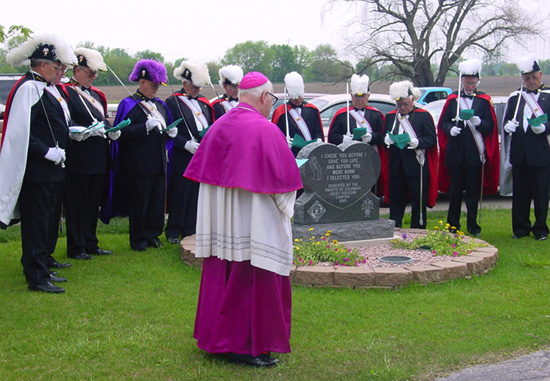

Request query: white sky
[
  {"left": 1, "top": 0, "right": 548, "bottom": 64},
  {"left": 0, "top": 0, "right": 357, "bottom": 63}
]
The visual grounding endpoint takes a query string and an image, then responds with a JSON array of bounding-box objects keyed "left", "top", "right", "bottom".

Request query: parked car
[
  {"left": 268, "top": 92, "right": 326, "bottom": 119},
  {"left": 308, "top": 93, "right": 396, "bottom": 136},
  {"left": 0, "top": 74, "right": 23, "bottom": 120},
  {"left": 417, "top": 87, "right": 452, "bottom": 105}
]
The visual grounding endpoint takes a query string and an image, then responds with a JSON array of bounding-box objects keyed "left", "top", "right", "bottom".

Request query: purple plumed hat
[{"left": 129, "top": 59, "right": 167, "bottom": 85}]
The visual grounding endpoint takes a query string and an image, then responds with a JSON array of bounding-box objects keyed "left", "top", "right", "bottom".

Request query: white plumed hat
[
  {"left": 174, "top": 61, "right": 211, "bottom": 87},
  {"left": 7, "top": 33, "right": 76, "bottom": 67},
  {"left": 218, "top": 65, "right": 243, "bottom": 86},
  {"left": 516, "top": 54, "right": 541, "bottom": 75},
  {"left": 389, "top": 80, "right": 421, "bottom": 101},
  {"left": 350, "top": 74, "right": 370, "bottom": 95},
  {"left": 284, "top": 71, "right": 305, "bottom": 99},
  {"left": 74, "top": 47, "right": 107, "bottom": 72},
  {"left": 459, "top": 58, "right": 482, "bottom": 78}
]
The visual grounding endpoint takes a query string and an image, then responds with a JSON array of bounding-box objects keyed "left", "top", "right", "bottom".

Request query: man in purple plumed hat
[
  {"left": 185, "top": 71, "right": 302, "bottom": 367},
  {"left": 109, "top": 59, "right": 177, "bottom": 251}
]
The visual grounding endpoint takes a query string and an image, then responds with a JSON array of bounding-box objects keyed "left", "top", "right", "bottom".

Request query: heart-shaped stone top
[{"left": 297, "top": 141, "right": 380, "bottom": 208}]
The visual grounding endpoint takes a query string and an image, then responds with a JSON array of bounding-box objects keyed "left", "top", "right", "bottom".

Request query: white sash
[
  {"left": 179, "top": 96, "right": 209, "bottom": 131},
  {"left": 459, "top": 97, "right": 486, "bottom": 164},
  {"left": 45, "top": 86, "right": 71, "bottom": 124},
  {"left": 349, "top": 109, "right": 373, "bottom": 133},
  {"left": 288, "top": 108, "right": 312, "bottom": 141},
  {"left": 220, "top": 99, "right": 237, "bottom": 112},
  {"left": 140, "top": 100, "right": 167, "bottom": 129},
  {"left": 74, "top": 87, "right": 105, "bottom": 119},
  {"left": 522, "top": 91, "right": 550, "bottom": 147},
  {"left": 397, "top": 113, "right": 425, "bottom": 165}
]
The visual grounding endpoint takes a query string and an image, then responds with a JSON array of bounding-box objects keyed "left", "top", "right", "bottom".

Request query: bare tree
[{"left": 336, "top": 0, "right": 541, "bottom": 86}]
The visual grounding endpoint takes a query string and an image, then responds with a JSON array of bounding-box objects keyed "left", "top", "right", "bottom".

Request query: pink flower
[
  {"left": 451, "top": 244, "right": 456, "bottom": 248},
  {"left": 309, "top": 260, "right": 313, "bottom": 265},
  {"left": 432, "top": 250, "right": 437, "bottom": 254},
  {"left": 452, "top": 252, "right": 458, "bottom": 257},
  {"left": 344, "top": 258, "right": 349, "bottom": 262},
  {"left": 347, "top": 248, "right": 352, "bottom": 253},
  {"left": 402, "top": 233, "right": 408, "bottom": 239},
  {"left": 327, "top": 245, "right": 331, "bottom": 249}
]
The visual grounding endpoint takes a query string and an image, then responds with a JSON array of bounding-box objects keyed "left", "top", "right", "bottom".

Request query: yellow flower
[
  {"left": 308, "top": 228, "right": 314, "bottom": 231},
  {"left": 325, "top": 233, "right": 330, "bottom": 237},
  {"left": 446, "top": 223, "right": 451, "bottom": 229},
  {"left": 439, "top": 220, "right": 443, "bottom": 225},
  {"left": 294, "top": 238, "right": 300, "bottom": 242},
  {"left": 332, "top": 239, "right": 338, "bottom": 244},
  {"left": 326, "top": 230, "right": 332, "bottom": 234}
]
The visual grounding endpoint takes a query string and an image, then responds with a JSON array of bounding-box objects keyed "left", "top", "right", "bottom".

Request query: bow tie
[
  {"left": 81, "top": 86, "right": 90, "bottom": 92},
  {"left": 526, "top": 89, "right": 539, "bottom": 94},
  {"left": 355, "top": 108, "right": 365, "bottom": 112},
  {"left": 228, "top": 97, "right": 238, "bottom": 102},
  {"left": 188, "top": 96, "right": 198, "bottom": 100}
]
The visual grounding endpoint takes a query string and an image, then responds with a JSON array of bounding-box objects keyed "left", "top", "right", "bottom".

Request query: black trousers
[
  {"left": 512, "top": 164, "right": 550, "bottom": 237},
  {"left": 447, "top": 165, "right": 482, "bottom": 233},
  {"left": 389, "top": 164, "right": 429, "bottom": 229},
  {"left": 20, "top": 180, "right": 64, "bottom": 287},
  {"left": 165, "top": 174, "right": 199, "bottom": 240},
  {"left": 126, "top": 174, "right": 165, "bottom": 250},
  {"left": 65, "top": 173, "right": 104, "bottom": 256}
]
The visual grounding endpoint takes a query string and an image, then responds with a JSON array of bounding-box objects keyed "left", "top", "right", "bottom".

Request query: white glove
[
  {"left": 108, "top": 130, "right": 121, "bottom": 140},
  {"left": 504, "top": 121, "right": 518, "bottom": 134},
  {"left": 287, "top": 137, "right": 293, "bottom": 149},
  {"left": 361, "top": 132, "right": 372, "bottom": 143},
  {"left": 407, "top": 138, "right": 419, "bottom": 149},
  {"left": 90, "top": 126, "right": 106, "bottom": 137},
  {"left": 531, "top": 125, "right": 546, "bottom": 135},
  {"left": 342, "top": 134, "right": 352, "bottom": 143},
  {"left": 317, "top": 138, "right": 323, "bottom": 143},
  {"left": 166, "top": 127, "right": 178, "bottom": 138},
  {"left": 450, "top": 126, "right": 462, "bottom": 137},
  {"left": 68, "top": 126, "right": 90, "bottom": 142},
  {"left": 44, "top": 147, "right": 66, "bottom": 165},
  {"left": 384, "top": 134, "right": 394, "bottom": 146},
  {"left": 470, "top": 116, "right": 481, "bottom": 127},
  {"left": 146, "top": 117, "right": 162, "bottom": 132},
  {"left": 184, "top": 140, "right": 199, "bottom": 154}
]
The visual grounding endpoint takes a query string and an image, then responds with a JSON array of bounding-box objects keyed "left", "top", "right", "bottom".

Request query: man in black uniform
[
  {"left": 63, "top": 48, "right": 118, "bottom": 260},
  {"left": 113, "top": 59, "right": 177, "bottom": 251},
  {"left": 271, "top": 71, "right": 324, "bottom": 156},
  {"left": 0, "top": 34, "right": 76, "bottom": 293},
  {"left": 165, "top": 61, "right": 214, "bottom": 244},
  {"left": 437, "top": 59, "right": 499, "bottom": 236},
  {"left": 503, "top": 55, "right": 550, "bottom": 241},
  {"left": 384, "top": 80, "right": 438, "bottom": 229},
  {"left": 211, "top": 65, "right": 243, "bottom": 119}
]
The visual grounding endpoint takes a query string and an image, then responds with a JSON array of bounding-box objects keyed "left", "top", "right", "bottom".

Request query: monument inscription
[{"left": 294, "top": 141, "right": 381, "bottom": 225}]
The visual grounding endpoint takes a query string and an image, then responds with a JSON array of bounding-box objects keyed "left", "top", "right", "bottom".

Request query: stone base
[{"left": 292, "top": 219, "right": 395, "bottom": 242}]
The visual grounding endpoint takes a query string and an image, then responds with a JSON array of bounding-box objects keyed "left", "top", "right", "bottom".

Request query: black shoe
[
  {"left": 132, "top": 247, "right": 147, "bottom": 252},
  {"left": 512, "top": 234, "right": 526, "bottom": 239},
  {"left": 49, "top": 261, "right": 72, "bottom": 269},
  {"left": 469, "top": 231, "right": 481, "bottom": 237},
  {"left": 87, "top": 248, "right": 113, "bottom": 256},
  {"left": 228, "top": 353, "right": 280, "bottom": 368},
  {"left": 50, "top": 274, "right": 67, "bottom": 283},
  {"left": 28, "top": 282, "right": 65, "bottom": 293},
  {"left": 68, "top": 253, "right": 94, "bottom": 260},
  {"left": 535, "top": 235, "right": 547, "bottom": 241},
  {"left": 147, "top": 238, "right": 163, "bottom": 248},
  {"left": 168, "top": 238, "right": 181, "bottom": 245},
  {"left": 50, "top": 271, "right": 57, "bottom": 276}
]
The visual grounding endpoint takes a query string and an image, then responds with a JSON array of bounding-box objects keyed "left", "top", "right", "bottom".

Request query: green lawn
[{"left": 0, "top": 209, "right": 549, "bottom": 380}]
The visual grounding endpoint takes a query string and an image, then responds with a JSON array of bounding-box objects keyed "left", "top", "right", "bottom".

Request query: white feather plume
[
  {"left": 459, "top": 59, "right": 482, "bottom": 77},
  {"left": 389, "top": 80, "right": 420, "bottom": 101},
  {"left": 173, "top": 61, "right": 211, "bottom": 87},
  {"left": 284, "top": 71, "right": 305, "bottom": 98},
  {"left": 74, "top": 47, "right": 107, "bottom": 72},
  {"left": 218, "top": 65, "right": 243, "bottom": 86},
  {"left": 350, "top": 74, "right": 369, "bottom": 95},
  {"left": 6, "top": 33, "right": 76, "bottom": 67}
]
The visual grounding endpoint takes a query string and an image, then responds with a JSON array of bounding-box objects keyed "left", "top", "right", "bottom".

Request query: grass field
[{"left": 0, "top": 208, "right": 549, "bottom": 380}]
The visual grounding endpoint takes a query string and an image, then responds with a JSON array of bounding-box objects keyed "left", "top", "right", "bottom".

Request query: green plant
[
  {"left": 293, "top": 228, "right": 363, "bottom": 266},
  {"left": 391, "top": 220, "right": 486, "bottom": 257}
]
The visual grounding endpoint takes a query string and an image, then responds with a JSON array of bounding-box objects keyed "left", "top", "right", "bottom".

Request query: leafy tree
[
  {"left": 338, "top": 0, "right": 540, "bottom": 86},
  {"left": 306, "top": 44, "right": 352, "bottom": 82},
  {"left": 207, "top": 61, "right": 221, "bottom": 86},
  {"left": 270, "top": 44, "right": 296, "bottom": 82},
  {"left": 0, "top": 24, "right": 32, "bottom": 73},
  {"left": 221, "top": 40, "right": 274, "bottom": 77}
]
